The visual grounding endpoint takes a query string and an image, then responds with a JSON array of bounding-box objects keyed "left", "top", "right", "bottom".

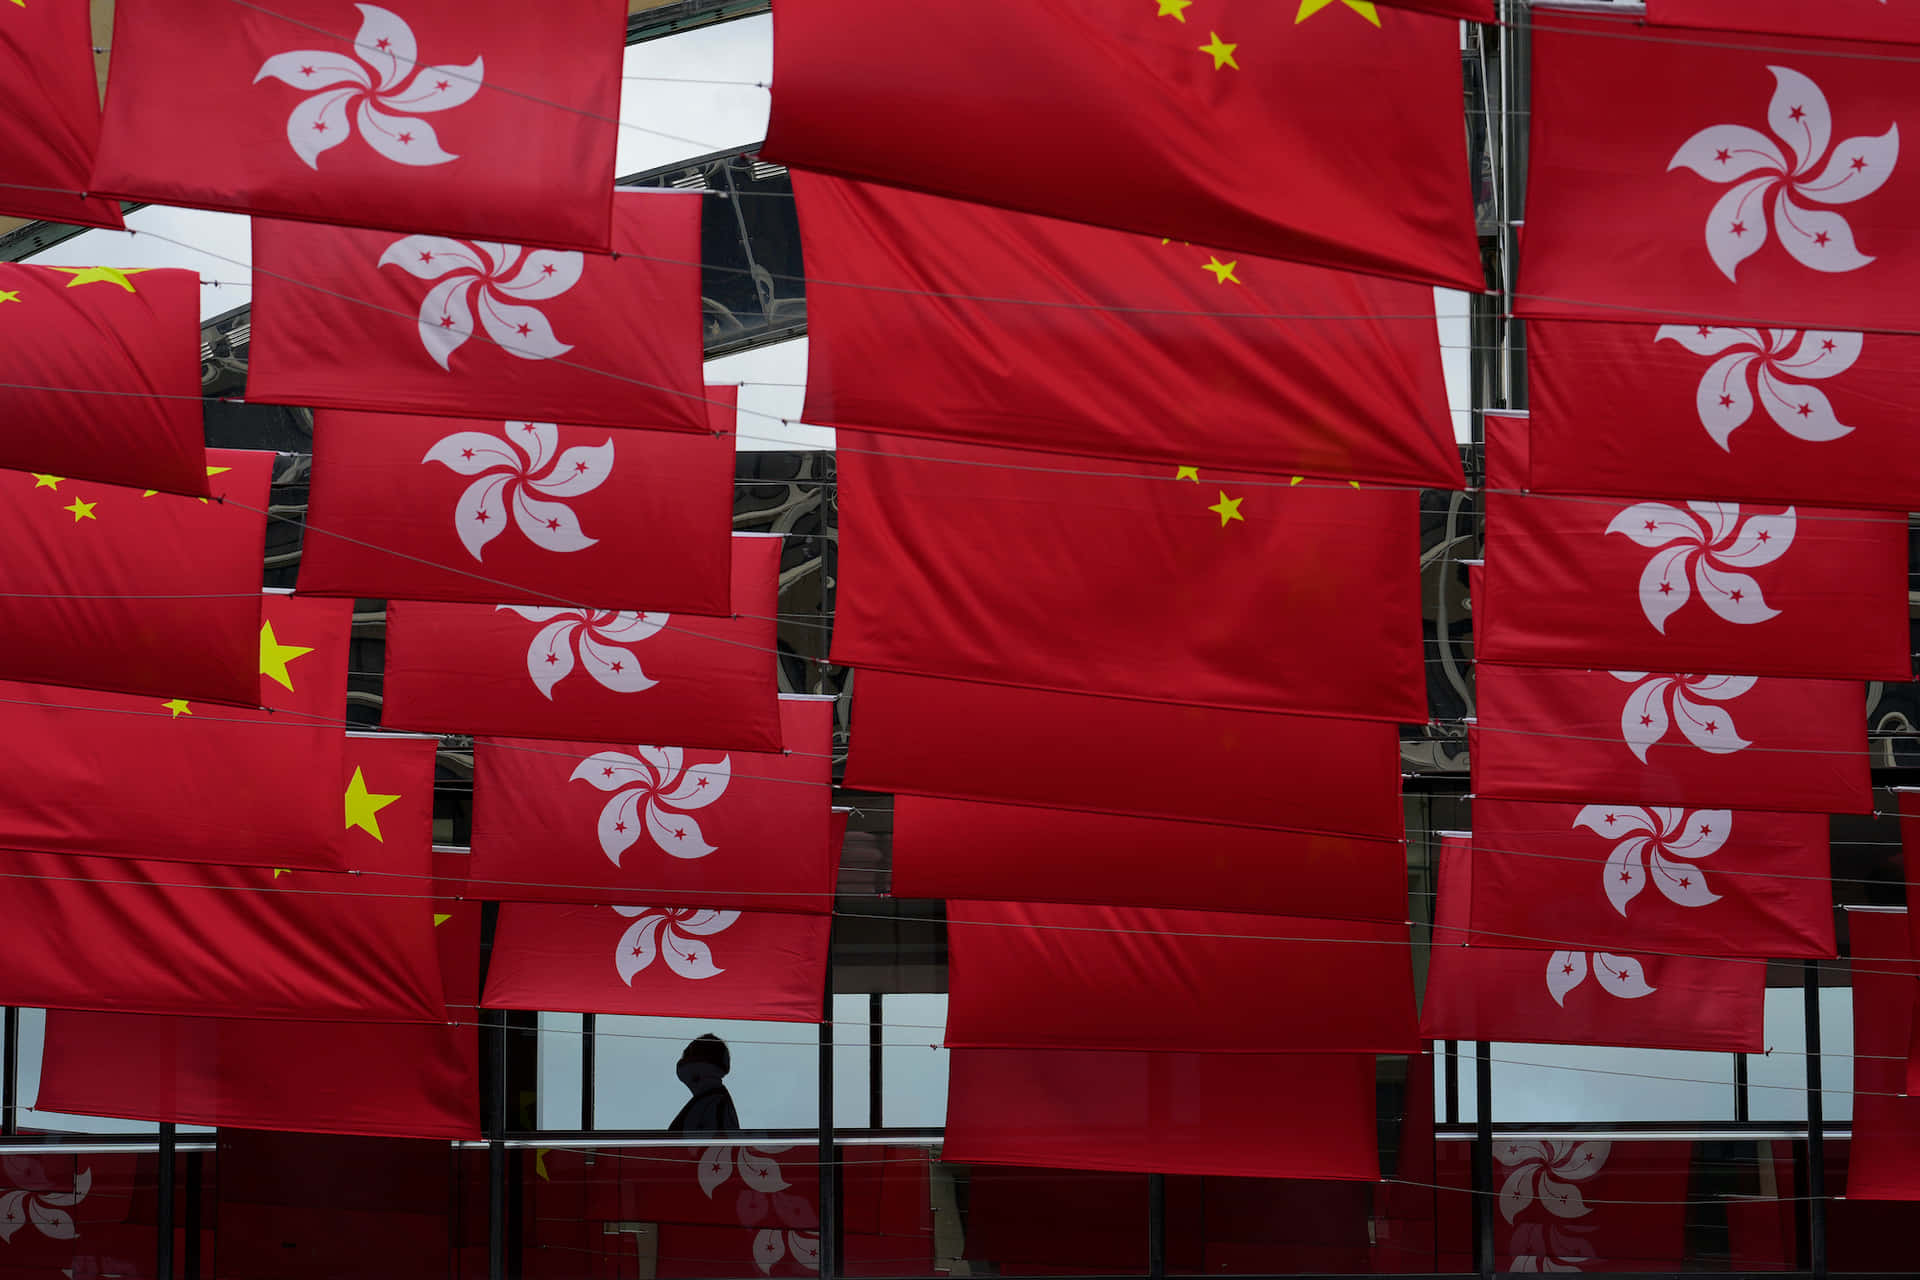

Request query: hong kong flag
[
  {"left": 835, "top": 432, "right": 1425, "bottom": 722},
  {"left": 381, "top": 534, "right": 783, "bottom": 752},
  {"left": 482, "top": 903, "right": 829, "bottom": 1021},
  {"left": 0, "top": 450, "right": 271, "bottom": 706},
  {"left": 0, "top": 0, "right": 122, "bottom": 227},
  {"left": 764, "top": 0, "right": 1481, "bottom": 289},
  {"left": 793, "top": 173, "right": 1462, "bottom": 488},
  {"left": 297, "top": 392, "right": 737, "bottom": 613},
  {"left": 1468, "top": 798, "right": 1835, "bottom": 958},
  {"left": 1838, "top": 908, "right": 1920, "bottom": 1199},
  {"left": 92, "top": 0, "right": 625, "bottom": 249},
  {"left": 1520, "top": 13, "right": 1920, "bottom": 331},
  {"left": 1528, "top": 320, "right": 1920, "bottom": 511},
  {"left": 248, "top": 191, "right": 708, "bottom": 431},
  {"left": 1649, "top": 1, "right": 1920, "bottom": 45},
  {"left": 845, "top": 670, "right": 1405, "bottom": 840},
  {"left": 469, "top": 695, "right": 836, "bottom": 911},
  {"left": 1421, "top": 836, "right": 1763, "bottom": 1052}
]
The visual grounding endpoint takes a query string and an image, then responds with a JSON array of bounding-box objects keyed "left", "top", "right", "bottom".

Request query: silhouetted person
[{"left": 668, "top": 1033, "right": 741, "bottom": 1136}]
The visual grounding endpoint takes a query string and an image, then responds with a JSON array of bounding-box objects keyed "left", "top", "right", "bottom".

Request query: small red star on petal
[
  {"left": 545, "top": 518, "right": 561, "bottom": 530},
  {"left": 1758, "top": 530, "right": 1771, "bottom": 541},
  {"left": 1730, "top": 589, "right": 1744, "bottom": 602},
  {"left": 1851, "top": 156, "right": 1868, "bottom": 171},
  {"left": 614, "top": 822, "right": 627, "bottom": 833},
  {"left": 473, "top": 509, "right": 490, "bottom": 523},
  {"left": 1713, "top": 149, "right": 1730, "bottom": 164},
  {"left": 1718, "top": 394, "right": 1735, "bottom": 408},
  {"left": 376, "top": 36, "right": 392, "bottom": 49},
  {"left": 1699, "top": 823, "right": 1713, "bottom": 835},
  {"left": 398, "top": 132, "right": 413, "bottom": 145},
  {"left": 313, "top": 121, "right": 328, "bottom": 132},
  {"left": 1789, "top": 104, "right": 1806, "bottom": 120},
  {"left": 1639, "top": 714, "right": 1653, "bottom": 726},
  {"left": 419, "top": 251, "right": 434, "bottom": 263},
  {"left": 574, "top": 461, "right": 590, "bottom": 473},
  {"left": 1618, "top": 870, "right": 1633, "bottom": 882},
  {"left": 300, "top": 64, "right": 315, "bottom": 75},
  {"left": 602, "top": 767, "right": 614, "bottom": 777},
  {"left": 1561, "top": 963, "right": 1575, "bottom": 975},
  {"left": 1814, "top": 231, "right": 1831, "bottom": 247},
  {"left": 1704, "top": 721, "right": 1718, "bottom": 733},
  {"left": 1658, "top": 582, "right": 1674, "bottom": 594},
  {"left": 460, "top": 448, "right": 475, "bottom": 459},
  {"left": 515, "top": 323, "right": 532, "bottom": 336},
  {"left": 436, "top": 79, "right": 450, "bottom": 91},
  {"left": 545, "top": 653, "right": 559, "bottom": 665},
  {"left": 439, "top": 315, "right": 457, "bottom": 328},
  {"left": 1730, "top": 221, "right": 1747, "bottom": 237},
  {"left": 1822, "top": 339, "right": 1836, "bottom": 351},
  {"left": 1797, "top": 403, "right": 1813, "bottom": 416},
  {"left": 674, "top": 828, "right": 687, "bottom": 839},
  {"left": 609, "top": 660, "right": 624, "bottom": 672}
]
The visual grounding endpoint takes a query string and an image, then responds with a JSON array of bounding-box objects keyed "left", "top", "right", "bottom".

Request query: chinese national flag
[
  {"left": 481, "top": 903, "right": 828, "bottom": 1021},
  {"left": 1467, "top": 798, "right": 1834, "bottom": 958},
  {"left": 469, "top": 696, "right": 836, "bottom": 911},
  {"left": 1420, "top": 837, "right": 1763, "bottom": 1052},
  {"left": 1528, "top": 320, "right": 1920, "bottom": 512},
  {"left": 834, "top": 432, "right": 1425, "bottom": 722},
  {"left": 1477, "top": 411, "right": 1908, "bottom": 681},
  {"left": 793, "top": 174, "right": 1462, "bottom": 488},
  {"left": 891, "top": 796, "right": 1406, "bottom": 922},
  {"left": 944, "top": 1049, "right": 1379, "bottom": 1181},
  {"left": 381, "top": 534, "right": 783, "bottom": 751},
  {"left": 763, "top": 0, "right": 1480, "bottom": 290},
  {"left": 92, "top": 0, "right": 624, "bottom": 249},
  {"left": 0, "top": 592, "right": 350, "bottom": 871},
  {"left": 1520, "top": 13, "right": 1920, "bottom": 330},
  {"left": 1837, "top": 908, "right": 1920, "bottom": 1199},
  {"left": 297, "top": 392, "right": 737, "bottom": 613},
  {"left": 247, "top": 192, "right": 707, "bottom": 430},
  {"left": 0, "top": 0, "right": 122, "bottom": 228},
  {"left": 945, "top": 902, "right": 1418, "bottom": 1053},
  {"left": 846, "top": 669, "right": 1405, "bottom": 839},
  {"left": 0, "top": 449, "right": 271, "bottom": 705},
  {"left": 0, "top": 265, "right": 206, "bottom": 495},
  {"left": 1648, "top": 1, "right": 1920, "bottom": 45}
]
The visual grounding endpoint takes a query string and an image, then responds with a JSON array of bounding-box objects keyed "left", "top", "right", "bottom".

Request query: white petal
[
  {"left": 738, "top": 1150, "right": 791, "bottom": 1193},
  {"left": 1650, "top": 849, "right": 1722, "bottom": 908},
  {"left": 1795, "top": 126, "right": 1900, "bottom": 204},
  {"left": 255, "top": 51, "right": 370, "bottom": 90},
  {"left": 474, "top": 242, "right": 521, "bottom": 275},
  {"left": 1757, "top": 367, "right": 1853, "bottom": 442},
  {"left": 662, "top": 930, "right": 723, "bottom": 980},
  {"left": 529, "top": 442, "right": 615, "bottom": 499},
  {"left": 1573, "top": 805, "right": 1654, "bottom": 838},
  {"left": 1668, "top": 124, "right": 1785, "bottom": 182},
  {"left": 455, "top": 473, "right": 512, "bottom": 561},
  {"left": 1536, "top": 1175, "right": 1589, "bottom": 1220},
  {"left": 613, "top": 905, "right": 648, "bottom": 918},
  {"left": 1605, "top": 502, "right": 1700, "bottom": 549},
  {"left": 1638, "top": 544, "right": 1695, "bottom": 633},
  {"left": 597, "top": 790, "right": 646, "bottom": 866},
  {"left": 1552, "top": 1141, "right": 1612, "bottom": 1181},
  {"left": 424, "top": 430, "right": 519, "bottom": 475},
  {"left": 1773, "top": 330, "right": 1863, "bottom": 380},
  {"left": 1497, "top": 1141, "right": 1550, "bottom": 1168},
  {"left": 753, "top": 1229, "right": 786, "bottom": 1274},
  {"left": 511, "top": 489, "right": 596, "bottom": 554},
  {"left": 570, "top": 751, "right": 653, "bottom": 792},
  {"left": 478, "top": 292, "right": 572, "bottom": 361},
  {"left": 379, "top": 57, "right": 484, "bottom": 113},
  {"left": 0, "top": 1191, "right": 24, "bottom": 1242},
  {"left": 1545, "top": 951, "right": 1588, "bottom": 1008},
  {"left": 676, "top": 909, "right": 740, "bottom": 936},
  {"left": 498, "top": 606, "right": 570, "bottom": 623},
  {"left": 495, "top": 251, "right": 587, "bottom": 302},
  {"left": 1609, "top": 670, "right": 1649, "bottom": 683},
  {"left": 697, "top": 1146, "right": 734, "bottom": 1198},
  {"left": 1694, "top": 559, "right": 1779, "bottom": 625},
  {"left": 1605, "top": 836, "right": 1650, "bottom": 916},
  {"left": 1694, "top": 351, "right": 1758, "bottom": 450},
  {"left": 598, "top": 612, "right": 668, "bottom": 643},
  {"left": 353, "top": 3, "right": 418, "bottom": 92},
  {"left": 357, "top": 100, "right": 457, "bottom": 166},
  {"left": 379, "top": 236, "right": 487, "bottom": 279},
  {"left": 26, "top": 1202, "right": 75, "bottom": 1240},
  {"left": 1715, "top": 507, "right": 1796, "bottom": 567},
  {"left": 1655, "top": 325, "right": 1764, "bottom": 357},
  {"left": 526, "top": 618, "right": 577, "bottom": 698},
  {"left": 1498, "top": 1165, "right": 1539, "bottom": 1225},
  {"left": 1705, "top": 175, "right": 1776, "bottom": 282},
  {"left": 1767, "top": 66, "right": 1831, "bottom": 176},
  {"left": 286, "top": 86, "right": 359, "bottom": 169},
  {"left": 1774, "top": 189, "right": 1874, "bottom": 273},
  {"left": 579, "top": 634, "right": 656, "bottom": 694},
  {"left": 501, "top": 422, "right": 557, "bottom": 474},
  {"left": 416, "top": 276, "right": 476, "bottom": 371},
  {"left": 1687, "top": 500, "right": 1739, "bottom": 545},
  {"left": 1687, "top": 674, "right": 1758, "bottom": 701},
  {"left": 660, "top": 757, "right": 729, "bottom": 809},
  {"left": 1671, "top": 691, "right": 1751, "bottom": 756},
  {"left": 1648, "top": 805, "right": 1687, "bottom": 837},
  {"left": 636, "top": 746, "right": 683, "bottom": 786},
  {"left": 1662, "top": 809, "right": 1731, "bottom": 859},
  {"left": 1620, "top": 677, "right": 1672, "bottom": 764},
  {"left": 615, "top": 913, "right": 666, "bottom": 985},
  {"left": 1592, "top": 954, "right": 1657, "bottom": 1000},
  {"left": 1509, "top": 1260, "right": 1541, "bottom": 1274},
  {"left": 787, "top": 1231, "right": 822, "bottom": 1272},
  {"left": 647, "top": 802, "right": 715, "bottom": 859}
]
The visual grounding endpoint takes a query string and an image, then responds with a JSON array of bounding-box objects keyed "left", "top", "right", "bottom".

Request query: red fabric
[
  {"left": 794, "top": 173, "right": 1462, "bottom": 488},
  {"left": 1471, "top": 659, "right": 1869, "bottom": 814},
  {"left": 482, "top": 904, "right": 828, "bottom": 1020},
  {"left": 92, "top": 0, "right": 623, "bottom": 248},
  {"left": 943, "top": 1049, "right": 1379, "bottom": 1179},
  {"left": 1420, "top": 837, "right": 1764, "bottom": 1051},
  {"left": 946, "top": 901, "right": 1417, "bottom": 1053},
  {"left": 1649, "top": 1, "right": 1920, "bottom": 43},
  {"left": 1477, "top": 412, "right": 1909, "bottom": 681},
  {"left": 247, "top": 192, "right": 707, "bottom": 429},
  {"left": 1902, "top": 790, "right": 1920, "bottom": 959},
  {"left": 892, "top": 795, "right": 1406, "bottom": 920},
  {"left": 1836, "top": 908, "right": 1920, "bottom": 1199},
  {"left": 834, "top": 431, "right": 1425, "bottom": 721},
  {"left": 1529, "top": 319, "right": 1920, "bottom": 511},
  {"left": 1382, "top": 1, "right": 1489, "bottom": 16},
  {"left": 1489, "top": 1140, "right": 1693, "bottom": 1271},
  {"left": 845, "top": 669, "right": 1405, "bottom": 838},
  {"left": 298, "top": 393, "right": 736, "bottom": 612},
  {"left": 0, "top": 592, "right": 350, "bottom": 869},
  {"left": 381, "top": 534, "right": 782, "bottom": 751},
  {"left": 763, "top": 0, "right": 1479, "bottom": 289},
  {"left": 962, "top": 1167, "right": 1148, "bottom": 1272},
  {"left": 1520, "top": 13, "right": 1920, "bottom": 330},
  {"left": 0, "top": 450, "right": 271, "bottom": 704},
  {"left": 0, "top": 1154, "right": 152, "bottom": 1280},
  {"left": 0, "top": 3, "right": 121, "bottom": 228},
  {"left": 1469, "top": 797, "right": 1835, "bottom": 958},
  {"left": 0, "top": 266, "right": 203, "bottom": 493},
  {"left": 470, "top": 696, "right": 835, "bottom": 911}
]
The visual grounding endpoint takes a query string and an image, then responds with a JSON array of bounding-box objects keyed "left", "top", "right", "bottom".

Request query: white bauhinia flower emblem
[
  {"left": 255, "top": 4, "right": 481, "bottom": 169},
  {"left": 379, "top": 237, "right": 582, "bottom": 369},
  {"left": 1545, "top": 950, "right": 1657, "bottom": 1008},
  {"left": 1609, "top": 671, "right": 1756, "bottom": 763},
  {"left": 1507, "top": 1221, "right": 1598, "bottom": 1274},
  {"left": 694, "top": 1147, "right": 820, "bottom": 1276},
  {"left": 498, "top": 606, "right": 666, "bottom": 698},
  {"left": 1604, "top": 501, "right": 1795, "bottom": 632},
  {"left": 1669, "top": 65, "right": 1898, "bottom": 279},
  {"left": 423, "top": 421, "right": 612, "bottom": 560},
  {"left": 1573, "top": 805, "right": 1730, "bottom": 915},
  {"left": 571, "top": 745, "right": 731, "bottom": 863},
  {"left": 1654, "top": 325, "right": 1862, "bottom": 448},
  {"left": 0, "top": 1158, "right": 90, "bottom": 1243},
  {"left": 614, "top": 906, "right": 738, "bottom": 983},
  {"left": 1497, "top": 1140, "right": 1610, "bottom": 1225}
]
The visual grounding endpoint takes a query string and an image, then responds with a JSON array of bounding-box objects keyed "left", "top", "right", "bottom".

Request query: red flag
[
  {"left": 1648, "top": 1, "right": 1920, "bottom": 44},
  {"left": 0, "top": 1, "right": 122, "bottom": 228},
  {"left": 892, "top": 796, "right": 1406, "bottom": 921},
  {"left": 0, "top": 592, "right": 350, "bottom": 870},
  {"left": 846, "top": 669, "right": 1404, "bottom": 839},
  {"left": 297, "top": 393, "right": 737, "bottom": 613},
  {"left": 92, "top": 0, "right": 624, "bottom": 249},
  {"left": 0, "top": 264, "right": 205, "bottom": 495},
  {"left": 1519, "top": 13, "right": 1920, "bottom": 330},
  {"left": 1421, "top": 836, "right": 1763, "bottom": 1051},
  {"left": 1837, "top": 908, "right": 1920, "bottom": 1199},
  {"left": 763, "top": 0, "right": 1480, "bottom": 290},
  {"left": 0, "top": 450, "right": 271, "bottom": 704},
  {"left": 1477, "top": 412, "right": 1909, "bottom": 681},
  {"left": 247, "top": 192, "right": 708, "bottom": 430},
  {"left": 1490, "top": 1140, "right": 1693, "bottom": 1272},
  {"left": 470, "top": 696, "right": 835, "bottom": 911},
  {"left": 1468, "top": 797, "right": 1834, "bottom": 958},
  {"left": 835, "top": 432, "right": 1425, "bottom": 721},
  {"left": 1471, "top": 660, "right": 1869, "bottom": 815},
  {"left": 381, "top": 534, "right": 783, "bottom": 751},
  {"left": 793, "top": 174, "right": 1462, "bottom": 488},
  {"left": 943, "top": 1049, "right": 1379, "bottom": 1180},
  {"left": 482, "top": 903, "right": 828, "bottom": 1021},
  {"left": 1381, "top": 1, "right": 1490, "bottom": 16},
  {"left": 945, "top": 902, "right": 1417, "bottom": 1053},
  {"left": 1528, "top": 320, "right": 1920, "bottom": 511}
]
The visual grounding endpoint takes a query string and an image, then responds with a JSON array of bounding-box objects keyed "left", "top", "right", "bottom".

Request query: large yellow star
[
  {"left": 1208, "top": 491, "right": 1245, "bottom": 527},
  {"left": 1199, "top": 31, "right": 1239, "bottom": 70},
  {"left": 1155, "top": 0, "right": 1192, "bottom": 19},
  {"left": 344, "top": 766, "right": 401, "bottom": 842},
  {"left": 31, "top": 474, "right": 62, "bottom": 490},
  {"left": 51, "top": 267, "right": 147, "bottom": 292},
  {"left": 1296, "top": 0, "right": 1381, "bottom": 24},
  {"left": 0, "top": 291, "right": 20, "bottom": 303},
  {"left": 63, "top": 497, "right": 96, "bottom": 522},
  {"left": 161, "top": 698, "right": 192, "bottom": 719},
  {"left": 1202, "top": 256, "right": 1241, "bottom": 285},
  {"left": 258, "top": 619, "right": 314, "bottom": 691},
  {"left": 1175, "top": 466, "right": 1200, "bottom": 482}
]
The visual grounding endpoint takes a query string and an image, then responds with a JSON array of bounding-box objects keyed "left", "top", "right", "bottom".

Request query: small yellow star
[
  {"left": 1296, "top": 0, "right": 1381, "bottom": 23},
  {"left": 1201, "top": 256, "right": 1241, "bottom": 285},
  {"left": 433, "top": 912, "right": 453, "bottom": 927},
  {"left": 161, "top": 698, "right": 192, "bottom": 719},
  {"left": 1199, "top": 31, "right": 1238, "bottom": 70},
  {"left": 1208, "top": 491, "right": 1245, "bottom": 527},
  {"left": 1155, "top": 0, "right": 1192, "bottom": 19},
  {"left": 63, "top": 497, "right": 96, "bottom": 522},
  {"left": 272, "top": 868, "right": 291, "bottom": 879},
  {"left": 30, "top": 474, "right": 62, "bottom": 490},
  {"left": 0, "top": 291, "right": 20, "bottom": 304},
  {"left": 344, "top": 766, "right": 401, "bottom": 842},
  {"left": 258, "top": 619, "right": 315, "bottom": 691},
  {"left": 143, "top": 462, "right": 232, "bottom": 501},
  {"left": 51, "top": 267, "right": 147, "bottom": 292},
  {"left": 1175, "top": 466, "right": 1200, "bottom": 482}
]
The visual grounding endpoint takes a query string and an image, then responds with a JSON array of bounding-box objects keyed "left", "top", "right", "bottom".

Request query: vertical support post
[
  {"left": 818, "top": 974, "right": 839, "bottom": 1279},
  {"left": 580, "top": 1012, "right": 596, "bottom": 1131},
  {"left": 1146, "top": 1173, "right": 1167, "bottom": 1280},
  {"left": 1735, "top": 1052, "right": 1751, "bottom": 1123},
  {"left": 183, "top": 1151, "right": 202, "bottom": 1280},
  {"left": 1804, "top": 962, "right": 1827, "bottom": 1279},
  {"left": 489, "top": 1010, "right": 508, "bottom": 1280},
  {"left": 867, "top": 992, "right": 883, "bottom": 1129},
  {"left": 1, "top": 1007, "right": 16, "bottom": 1137},
  {"left": 1473, "top": 1043, "right": 1494, "bottom": 1279},
  {"left": 156, "top": 1122, "right": 176, "bottom": 1280}
]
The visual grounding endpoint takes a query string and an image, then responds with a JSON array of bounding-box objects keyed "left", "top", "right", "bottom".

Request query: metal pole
[
  {"left": 1472, "top": 1043, "right": 1494, "bottom": 1279},
  {"left": 1804, "top": 962, "right": 1827, "bottom": 1279},
  {"left": 489, "top": 1009, "right": 507, "bottom": 1280},
  {"left": 580, "top": 1012, "right": 596, "bottom": 1131},
  {"left": 155, "top": 1122, "right": 176, "bottom": 1280},
  {"left": 867, "top": 992, "right": 883, "bottom": 1129},
  {"left": 182, "top": 1150, "right": 202, "bottom": 1280},
  {"left": 1146, "top": 1172, "right": 1167, "bottom": 1280},
  {"left": 817, "top": 974, "right": 839, "bottom": 1279},
  {"left": 1, "top": 1008, "right": 16, "bottom": 1137}
]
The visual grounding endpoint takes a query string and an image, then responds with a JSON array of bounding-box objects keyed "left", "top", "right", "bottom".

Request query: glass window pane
[
  {"left": 594, "top": 1015, "right": 818, "bottom": 1132},
  {"left": 1489, "top": 1043, "right": 1736, "bottom": 1122},
  {"left": 538, "top": 1011, "right": 584, "bottom": 1130},
  {"left": 881, "top": 994, "right": 949, "bottom": 1128}
]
